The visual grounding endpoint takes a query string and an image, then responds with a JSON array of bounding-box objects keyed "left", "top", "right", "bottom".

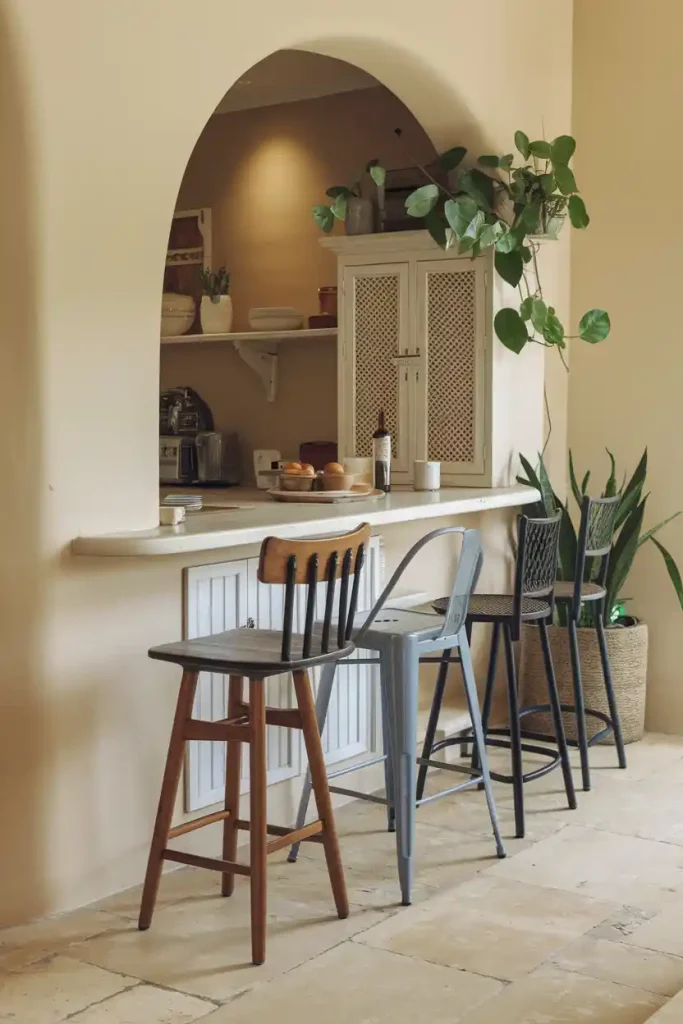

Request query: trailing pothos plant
[
  {"left": 398, "top": 128, "right": 610, "bottom": 358},
  {"left": 518, "top": 450, "right": 683, "bottom": 627},
  {"left": 312, "top": 159, "right": 386, "bottom": 233}
]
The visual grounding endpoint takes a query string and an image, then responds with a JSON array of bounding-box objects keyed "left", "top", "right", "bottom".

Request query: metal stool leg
[
  {"left": 472, "top": 622, "right": 500, "bottom": 780},
  {"left": 379, "top": 655, "right": 396, "bottom": 832},
  {"left": 459, "top": 629, "right": 505, "bottom": 858},
  {"left": 594, "top": 604, "right": 627, "bottom": 769},
  {"left": 568, "top": 616, "right": 591, "bottom": 791},
  {"left": 288, "top": 661, "right": 337, "bottom": 863},
  {"left": 387, "top": 635, "right": 418, "bottom": 906},
  {"left": 539, "top": 620, "right": 577, "bottom": 810},
  {"left": 503, "top": 623, "right": 525, "bottom": 838},
  {"left": 416, "top": 649, "right": 451, "bottom": 801}
]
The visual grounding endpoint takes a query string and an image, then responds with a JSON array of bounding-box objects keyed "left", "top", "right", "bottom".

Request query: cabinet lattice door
[
  {"left": 341, "top": 263, "right": 413, "bottom": 480},
  {"left": 415, "top": 259, "right": 486, "bottom": 477}
]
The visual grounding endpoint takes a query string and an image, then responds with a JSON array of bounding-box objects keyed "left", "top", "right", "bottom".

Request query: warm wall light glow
[{"left": 237, "top": 135, "right": 314, "bottom": 216}]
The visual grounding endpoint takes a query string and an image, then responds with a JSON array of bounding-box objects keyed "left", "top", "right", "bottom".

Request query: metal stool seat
[
  {"left": 288, "top": 526, "right": 506, "bottom": 907},
  {"left": 440, "top": 594, "right": 550, "bottom": 621}
]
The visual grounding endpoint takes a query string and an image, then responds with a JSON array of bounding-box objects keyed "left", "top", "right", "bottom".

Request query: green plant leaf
[
  {"left": 444, "top": 196, "right": 479, "bottom": 240},
  {"left": 479, "top": 220, "right": 505, "bottom": 249},
  {"left": 463, "top": 209, "right": 485, "bottom": 241},
  {"left": 651, "top": 537, "right": 683, "bottom": 612},
  {"left": 424, "top": 208, "right": 447, "bottom": 249},
  {"left": 499, "top": 153, "right": 515, "bottom": 169},
  {"left": 551, "top": 135, "right": 576, "bottom": 164},
  {"left": 458, "top": 169, "right": 494, "bottom": 211},
  {"left": 569, "top": 450, "right": 583, "bottom": 506},
  {"left": 529, "top": 140, "right": 552, "bottom": 159},
  {"left": 311, "top": 204, "right": 334, "bottom": 232},
  {"left": 458, "top": 235, "right": 475, "bottom": 254},
  {"left": 515, "top": 131, "right": 531, "bottom": 159},
  {"left": 494, "top": 249, "right": 524, "bottom": 288},
  {"left": 537, "top": 452, "right": 558, "bottom": 516},
  {"left": 495, "top": 226, "right": 523, "bottom": 253},
  {"left": 405, "top": 183, "right": 439, "bottom": 218},
  {"left": 520, "top": 296, "right": 533, "bottom": 321},
  {"left": 520, "top": 199, "right": 542, "bottom": 233},
  {"left": 369, "top": 164, "right": 386, "bottom": 187},
  {"left": 638, "top": 510, "right": 683, "bottom": 547},
  {"left": 568, "top": 195, "right": 590, "bottom": 228},
  {"left": 579, "top": 308, "right": 611, "bottom": 343},
  {"left": 478, "top": 155, "right": 500, "bottom": 167},
  {"left": 606, "top": 497, "right": 647, "bottom": 618},
  {"left": 439, "top": 146, "right": 467, "bottom": 171},
  {"left": 325, "top": 186, "right": 354, "bottom": 199},
  {"left": 554, "top": 164, "right": 577, "bottom": 195},
  {"left": 531, "top": 299, "right": 548, "bottom": 334},
  {"left": 559, "top": 501, "right": 578, "bottom": 582},
  {"left": 539, "top": 173, "right": 556, "bottom": 195},
  {"left": 616, "top": 450, "right": 647, "bottom": 528},
  {"left": 581, "top": 470, "right": 591, "bottom": 495},
  {"left": 518, "top": 453, "right": 544, "bottom": 496},
  {"left": 543, "top": 309, "right": 565, "bottom": 346},
  {"left": 494, "top": 308, "right": 528, "bottom": 353},
  {"left": 330, "top": 193, "right": 348, "bottom": 220},
  {"left": 605, "top": 449, "right": 617, "bottom": 497},
  {"left": 521, "top": 244, "right": 533, "bottom": 263}
]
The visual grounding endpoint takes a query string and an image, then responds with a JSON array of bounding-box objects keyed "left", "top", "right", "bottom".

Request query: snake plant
[{"left": 518, "top": 450, "right": 683, "bottom": 626}]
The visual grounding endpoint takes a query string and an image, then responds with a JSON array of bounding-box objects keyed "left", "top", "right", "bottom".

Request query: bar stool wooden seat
[{"left": 138, "top": 523, "right": 371, "bottom": 965}]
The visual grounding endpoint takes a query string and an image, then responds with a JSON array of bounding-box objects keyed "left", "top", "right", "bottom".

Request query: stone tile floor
[{"left": 4, "top": 734, "right": 683, "bottom": 1022}]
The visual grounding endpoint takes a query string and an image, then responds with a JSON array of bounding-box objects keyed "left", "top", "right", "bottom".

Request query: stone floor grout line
[
  {"left": 350, "top": 934, "right": 513, "bottom": 986},
  {"left": 547, "top": 960, "right": 683, "bottom": 999},
  {"left": 60, "top": 978, "right": 142, "bottom": 1021}
]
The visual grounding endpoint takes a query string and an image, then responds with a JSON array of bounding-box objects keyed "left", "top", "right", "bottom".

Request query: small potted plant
[
  {"left": 199, "top": 265, "right": 231, "bottom": 335},
  {"left": 312, "top": 159, "right": 386, "bottom": 236},
  {"left": 518, "top": 450, "right": 683, "bottom": 742}
]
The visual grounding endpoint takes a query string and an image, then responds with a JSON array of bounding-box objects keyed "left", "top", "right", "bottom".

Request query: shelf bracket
[{"left": 233, "top": 340, "right": 278, "bottom": 402}]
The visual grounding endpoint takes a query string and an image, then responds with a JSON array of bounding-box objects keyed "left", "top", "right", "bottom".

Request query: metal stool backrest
[
  {"left": 512, "top": 511, "right": 563, "bottom": 639},
  {"left": 569, "top": 495, "right": 620, "bottom": 620},
  {"left": 258, "top": 522, "right": 372, "bottom": 661},
  {"left": 354, "top": 526, "right": 483, "bottom": 644}
]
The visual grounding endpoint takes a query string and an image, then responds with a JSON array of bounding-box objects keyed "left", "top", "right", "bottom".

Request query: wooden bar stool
[{"left": 138, "top": 523, "right": 371, "bottom": 965}]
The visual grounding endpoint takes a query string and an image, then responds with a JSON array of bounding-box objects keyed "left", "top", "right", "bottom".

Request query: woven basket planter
[{"left": 519, "top": 622, "right": 648, "bottom": 744}]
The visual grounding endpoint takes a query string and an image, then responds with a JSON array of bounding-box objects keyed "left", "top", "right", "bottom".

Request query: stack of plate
[
  {"left": 162, "top": 493, "right": 202, "bottom": 512},
  {"left": 248, "top": 306, "right": 304, "bottom": 332}
]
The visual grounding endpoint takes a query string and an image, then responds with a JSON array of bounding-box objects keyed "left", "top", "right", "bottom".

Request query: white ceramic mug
[
  {"left": 344, "top": 456, "right": 374, "bottom": 486},
  {"left": 413, "top": 460, "right": 440, "bottom": 490}
]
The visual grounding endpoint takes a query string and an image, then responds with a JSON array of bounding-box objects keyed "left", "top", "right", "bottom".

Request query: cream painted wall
[
  {"left": 163, "top": 85, "right": 435, "bottom": 469},
  {"left": 571, "top": 0, "right": 682, "bottom": 732},
  {"left": 0, "top": 0, "right": 572, "bottom": 925}
]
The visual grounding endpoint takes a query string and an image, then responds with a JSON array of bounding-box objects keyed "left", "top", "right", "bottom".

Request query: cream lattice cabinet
[{"left": 321, "top": 230, "right": 546, "bottom": 488}]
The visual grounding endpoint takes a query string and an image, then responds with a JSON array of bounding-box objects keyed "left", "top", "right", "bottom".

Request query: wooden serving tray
[{"left": 267, "top": 487, "right": 384, "bottom": 504}]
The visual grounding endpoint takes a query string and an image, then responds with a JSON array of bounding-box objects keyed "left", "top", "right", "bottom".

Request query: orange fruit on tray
[
  {"left": 283, "top": 461, "right": 303, "bottom": 474},
  {"left": 300, "top": 463, "right": 315, "bottom": 476},
  {"left": 324, "top": 461, "right": 345, "bottom": 474}
]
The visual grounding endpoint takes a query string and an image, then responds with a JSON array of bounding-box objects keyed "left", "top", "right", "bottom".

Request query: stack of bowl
[
  {"left": 161, "top": 293, "right": 195, "bottom": 337},
  {"left": 248, "top": 307, "right": 304, "bottom": 332}
]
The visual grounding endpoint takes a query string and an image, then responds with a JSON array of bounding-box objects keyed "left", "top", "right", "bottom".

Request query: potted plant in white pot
[
  {"left": 199, "top": 265, "right": 232, "bottom": 334},
  {"left": 312, "top": 159, "right": 386, "bottom": 236},
  {"left": 519, "top": 450, "right": 683, "bottom": 743}
]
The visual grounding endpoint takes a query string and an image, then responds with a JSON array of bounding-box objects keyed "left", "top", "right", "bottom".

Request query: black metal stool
[
  {"left": 419, "top": 511, "right": 577, "bottom": 839},
  {"left": 551, "top": 494, "right": 626, "bottom": 791}
]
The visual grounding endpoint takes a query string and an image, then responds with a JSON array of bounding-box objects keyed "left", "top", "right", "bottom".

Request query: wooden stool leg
[
  {"left": 222, "top": 675, "right": 244, "bottom": 897},
  {"left": 249, "top": 677, "right": 268, "bottom": 966},
  {"left": 293, "top": 669, "right": 349, "bottom": 920},
  {"left": 138, "top": 669, "right": 198, "bottom": 930}
]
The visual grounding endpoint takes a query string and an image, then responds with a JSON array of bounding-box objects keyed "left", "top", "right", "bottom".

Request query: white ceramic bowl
[
  {"left": 161, "top": 310, "right": 194, "bottom": 337},
  {"left": 162, "top": 292, "right": 195, "bottom": 313},
  {"left": 249, "top": 306, "right": 301, "bottom": 317}
]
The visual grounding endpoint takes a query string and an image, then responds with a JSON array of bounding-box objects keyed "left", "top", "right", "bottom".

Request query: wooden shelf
[{"left": 161, "top": 327, "right": 337, "bottom": 346}]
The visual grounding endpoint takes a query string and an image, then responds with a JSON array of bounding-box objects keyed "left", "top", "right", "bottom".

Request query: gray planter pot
[
  {"left": 520, "top": 622, "right": 648, "bottom": 744},
  {"left": 345, "top": 197, "right": 374, "bottom": 235}
]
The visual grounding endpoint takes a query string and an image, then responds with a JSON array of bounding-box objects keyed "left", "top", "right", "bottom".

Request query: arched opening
[{"left": 158, "top": 49, "right": 440, "bottom": 487}]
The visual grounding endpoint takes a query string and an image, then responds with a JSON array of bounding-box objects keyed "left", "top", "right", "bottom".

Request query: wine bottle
[{"left": 372, "top": 410, "right": 391, "bottom": 493}]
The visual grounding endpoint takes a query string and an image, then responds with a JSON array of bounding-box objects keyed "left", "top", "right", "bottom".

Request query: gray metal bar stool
[{"left": 288, "top": 526, "right": 505, "bottom": 907}]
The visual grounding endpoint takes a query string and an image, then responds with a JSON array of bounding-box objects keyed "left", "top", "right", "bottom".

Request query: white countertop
[{"left": 72, "top": 485, "right": 539, "bottom": 557}]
